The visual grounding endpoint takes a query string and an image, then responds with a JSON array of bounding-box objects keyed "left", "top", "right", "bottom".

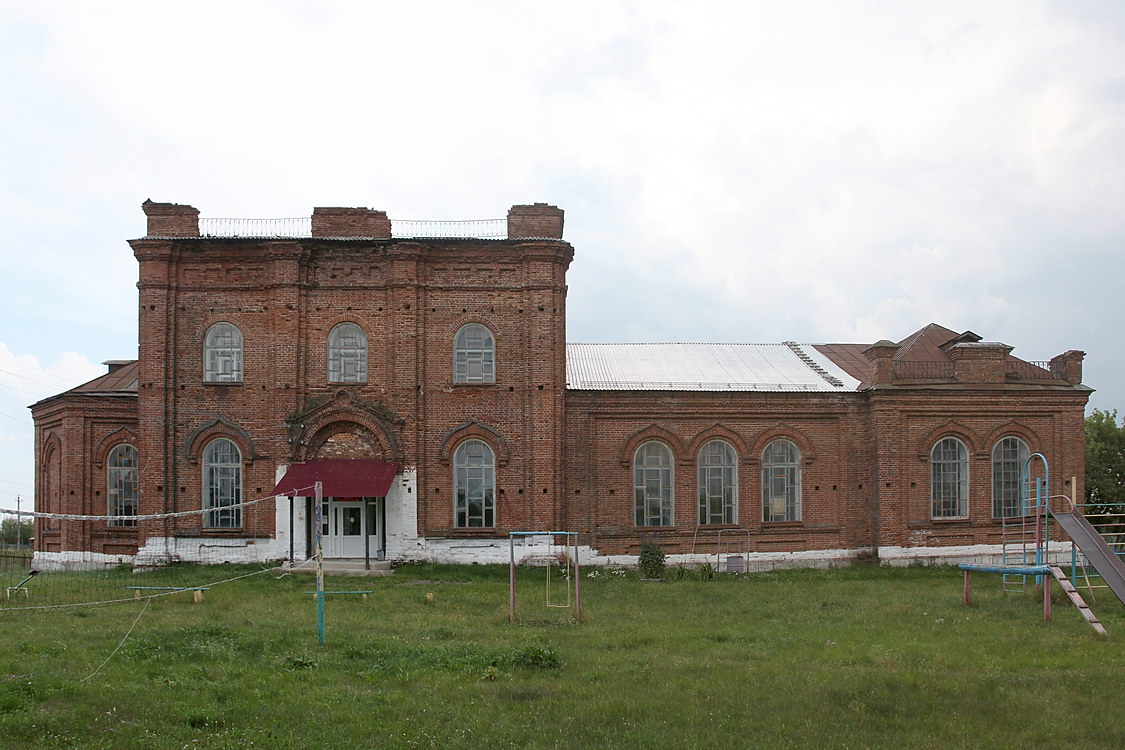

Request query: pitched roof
[{"left": 565, "top": 343, "right": 861, "bottom": 392}]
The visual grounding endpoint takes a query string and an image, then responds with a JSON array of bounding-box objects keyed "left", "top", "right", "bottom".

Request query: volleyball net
[{"left": 0, "top": 490, "right": 312, "bottom": 612}]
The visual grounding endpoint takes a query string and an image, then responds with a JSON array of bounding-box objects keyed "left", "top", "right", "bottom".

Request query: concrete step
[{"left": 283, "top": 559, "right": 394, "bottom": 577}]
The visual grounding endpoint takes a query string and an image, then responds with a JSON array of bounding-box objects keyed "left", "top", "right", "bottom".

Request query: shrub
[{"left": 637, "top": 540, "right": 666, "bottom": 579}]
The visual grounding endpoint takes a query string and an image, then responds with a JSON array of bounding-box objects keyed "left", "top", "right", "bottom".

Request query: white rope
[
  {"left": 1, "top": 564, "right": 282, "bottom": 613},
  {"left": 0, "top": 486, "right": 314, "bottom": 522},
  {"left": 77, "top": 597, "right": 150, "bottom": 685}
]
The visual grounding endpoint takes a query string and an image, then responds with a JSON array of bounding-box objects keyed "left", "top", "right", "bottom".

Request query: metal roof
[
  {"left": 273, "top": 459, "right": 401, "bottom": 498},
  {"left": 565, "top": 343, "right": 861, "bottom": 392}
]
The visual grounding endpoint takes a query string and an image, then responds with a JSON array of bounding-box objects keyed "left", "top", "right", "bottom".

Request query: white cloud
[{"left": 0, "top": 0, "right": 1122, "bottom": 421}]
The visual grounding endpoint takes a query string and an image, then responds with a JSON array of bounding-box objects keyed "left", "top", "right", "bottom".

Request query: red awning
[{"left": 273, "top": 459, "right": 400, "bottom": 498}]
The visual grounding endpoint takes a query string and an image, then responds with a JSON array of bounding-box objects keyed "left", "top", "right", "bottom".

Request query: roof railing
[
  {"left": 198, "top": 217, "right": 508, "bottom": 239},
  {"left": 892, "top": 361, "right": 955, "bottom": 379}
]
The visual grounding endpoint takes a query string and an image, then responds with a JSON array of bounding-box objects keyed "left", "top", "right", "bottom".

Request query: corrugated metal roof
[{"left": 566, "top": 343, "right": 861, "bottom": 392}]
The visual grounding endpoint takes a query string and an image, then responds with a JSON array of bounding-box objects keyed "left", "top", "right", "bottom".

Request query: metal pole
[
  {"left": 963, "top": 569, "right": 971, "bottom": 606},
  {"left": 288, "top": 496, "right": 294, "bottom": 568},
  {"left": 314, "top": 481, "right": 325, "bottom": 645},
  {"left": 573, "top": 533, "right": 581, "bottom": 622},
  {"left": 1044, "top": 573, "right": 1052, "bottom": 622},
  {"left": 363, "top": 498, "right": 370, "bottom": 571},
  {"left": 508, "top": 534, "right": 516, "bottom": 623}
]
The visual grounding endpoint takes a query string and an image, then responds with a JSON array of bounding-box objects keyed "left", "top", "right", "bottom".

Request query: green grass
[{"left": 1, "top": 563, "right": 1123, "bottom": 749}]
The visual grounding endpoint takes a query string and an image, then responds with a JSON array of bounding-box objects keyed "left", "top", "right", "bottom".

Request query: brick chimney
[
  {"left": 507, "top": 203, "right": 564, "bottom": 239},
  {"left": 311, "top": 207, "right": 391, "bottom": 238},
  {"left": 948, "top": 342, "right": 1013, "bottom": 383},
  {"left": 863, "top": 340, "right": 899, "bottom": 385},
  {"left": 142, "top": 200, "right": 199, "bottom": 237},
  {"left": 1049, "top": 350, "right": 1085, "bottom": 385}
]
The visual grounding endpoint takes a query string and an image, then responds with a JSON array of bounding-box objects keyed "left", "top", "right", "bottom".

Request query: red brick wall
[
  {"left": 31, "top": 201, "right": 1091, "bottom": 562},
  {"left": 128, "top": 229, "right": 573, "bottom": 545},
  {"left": 30, "top": 395, "right": 139, "bottom": 555}
]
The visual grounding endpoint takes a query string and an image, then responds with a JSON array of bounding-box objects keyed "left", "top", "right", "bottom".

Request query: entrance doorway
[{"left": 321, "top": 497, "right": 384, "bottom": 559}]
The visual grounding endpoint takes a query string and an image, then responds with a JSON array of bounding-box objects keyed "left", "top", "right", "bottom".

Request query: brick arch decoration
[
  {"left": 93, "top": 427, "right": 139, "bottom": 469},
  {"left": 289, "top": 389, "right": 403, "bottom": 462},
  {"left": 686, "top": 424, "right": 750, "bottom": 461},
  {"left": 40, "top": 432, "right": 62, "bottom": 522},
  {"left": 193, "top": 317, "right": 245, "bottom": 341},
  {"left": 438, "top": 420, "right": 510, "bottom": 465},
  {"left": 748, "top": 423, "right": 817, "bottom": 466},
  {"left": 916, "top": 421, "right": 982, "bottom": 462},
  {"left": 619, "top": 424, "right": 686, "bottom": 468},
  {"left": 983, "top": 420, "right": 1041, "bottom": 455},
  {"left": 182, "top": 418, "right": 258, "bottom": 464}
]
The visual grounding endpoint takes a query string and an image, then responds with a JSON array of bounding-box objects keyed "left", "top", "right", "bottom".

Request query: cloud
[{"left": 0, "top": 0, "right": 1122, "bottom": 418}]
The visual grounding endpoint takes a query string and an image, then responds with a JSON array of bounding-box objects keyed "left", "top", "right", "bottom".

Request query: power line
[{"left": 0, "top": 353, "right": 84, "bottom": 387}]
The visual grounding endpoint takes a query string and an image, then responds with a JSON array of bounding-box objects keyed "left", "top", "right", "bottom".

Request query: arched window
[
  {"left": 698, "top": 440, "right": 737, "bottom": 524},
  {"left": 454, "top": 439, "right": 495, "bottom": 527},
  {"left": 203, "top": 438, "right": 241, "bottom": 528},
  {"left": 328, "top": 323, "right": 368, "bottom": 383},
  {"left": 453, "top": 323, "right": 495, "bottom": 383},
  {"left": 634, "top": 441, "right": 674, "bottom": 527},
  {"left": 762, "top": 439, "right": 801, "bottom": 522},
  {"left": 992, "top": 436, "right": 1029, "bottom": 518},
  {"left": 106, "top": 444, "right": 138, "bottom": 527},
  {"left": 204, "top": 322, "right": 243, "bottom": 382},
  {"left": 932, "top": 437, "right": 968, "bottom": 518}
]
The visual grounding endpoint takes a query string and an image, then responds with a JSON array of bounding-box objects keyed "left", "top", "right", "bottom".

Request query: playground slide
[{"left": 1052, "top": 509, "right": 1125, "bottom": 607}]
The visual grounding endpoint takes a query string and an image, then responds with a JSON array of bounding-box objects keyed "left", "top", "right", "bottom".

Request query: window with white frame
[
  {"left": 204, "top": 322, "right": 243, "bottom": 382},
  {"left": 992, "top": 436, "right": 1029, "bottom": 518},
  {"left": 453, "top": 323, "right": 495, "bottom": 383},
  {"left": 203, "top": 438, "right": 241, "bottom": 528},
  {"left": 454, "top": 439, "right": 495, "bottom": 527},
  {"left": 328, "top": 322, "right": 368, "bottom": 383},
  {"left": 106, "top": 443, "right": 138, "bottom": 527},
  {"left": 634, "top": 441, "right": 674, "bottom": 526},
  {"left": 931, "top": 437, "right": 968, "bottom": 518},
  {"left": 762, "top": 439, "right": 801, "bottom": 522},
  {"left": 698, "top": 439, "right": 737, "bottom": 524}
]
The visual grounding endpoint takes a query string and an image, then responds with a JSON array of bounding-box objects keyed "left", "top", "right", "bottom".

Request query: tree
[
  {"left": 1085, "top": 409, "right": 1125, "bottom": 510},
  {"left": 0, "top": 517, "right": 33, "bottom": 547}
]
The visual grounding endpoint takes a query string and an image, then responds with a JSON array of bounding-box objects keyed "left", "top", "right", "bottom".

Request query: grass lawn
[{"left": 1, "top": 562, "right": 1123, "bottom": 749}]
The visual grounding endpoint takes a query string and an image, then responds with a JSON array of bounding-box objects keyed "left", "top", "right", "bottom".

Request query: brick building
[{"left": 29, "top": 200, "right": 1091, "bottom": 569}]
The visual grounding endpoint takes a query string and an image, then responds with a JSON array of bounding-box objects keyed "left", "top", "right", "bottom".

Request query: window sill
[
  {"left": 452, "top": 382, "right": 498, "bottom": 387},
  {"left": 761, "top": 521, "right": 803, "bottom": 528},
  {"left": 202, "top": 380, "right": 243, "bottom": 386},
  {"left": 928, "top": 517, "right": 971, "bottom": 524}
]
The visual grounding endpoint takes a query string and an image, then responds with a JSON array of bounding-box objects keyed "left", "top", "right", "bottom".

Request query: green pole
[{"left": 314, "top": 481, "right": 325, "bottom": 645}]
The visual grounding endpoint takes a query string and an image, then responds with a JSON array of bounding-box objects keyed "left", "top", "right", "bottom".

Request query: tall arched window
[
  {"left": 328, "top": 322, "right": 368, "bottom": 383},
  {"left": 698, "top": 440, "right": 737, "bottom": 524},
  {"left": 932, "top": 437, "right": 968, "bottom": 518},
  {"left": 203, "top": 438, "right": 241, "bottom": 528},
  {"left": 634, "top": 441, "right": 674, "bottom": 527},
  {"left": 992, "top": 436, "right": 1029, "bottom": 518},
  {"left": 762, "top": 439, "right": 801, "bottom": 522},
  {"left": 454, "top": 439, "right": 495, "bottom": 527},
  {"left": 107, "top": 444, "right": 138, "bottom": 527},
  {"left": 204, "top": 322, "right": 243, "bottom": 382},
  {"left": 453, "top": 323, "right": 495, "bottom": 383}
]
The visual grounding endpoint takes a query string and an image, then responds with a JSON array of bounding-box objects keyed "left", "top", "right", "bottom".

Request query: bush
[{"left": 637, "top": 540, "right": 666, "bottom": 579}]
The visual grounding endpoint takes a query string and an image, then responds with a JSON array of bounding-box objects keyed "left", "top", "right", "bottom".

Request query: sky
[{"left": 1, "top": 0, "right": 1123, "bottom": 513}]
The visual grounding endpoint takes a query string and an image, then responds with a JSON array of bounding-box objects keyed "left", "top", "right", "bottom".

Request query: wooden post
[
  {"left": 963, "top": 569, "right": 971, "bottom": 605},
  {"left": 193, "top": 589, "right": 204, "bottom": 604},
  {"left": 1044, "top": 574, "right": 1052, "bottom": 622}
]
